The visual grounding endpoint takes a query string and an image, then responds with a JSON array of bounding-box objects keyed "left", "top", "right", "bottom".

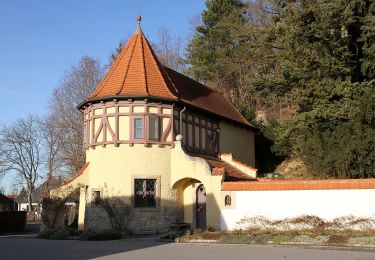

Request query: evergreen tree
[
  {"left": 186, "top": 0, "right": 258, "bottom": 117},
  {"left": 268, "top": 0, "right": 375, "bottom": 178},
  {"left": 186, "top": 0, "right": 245, "bottom": 82}
]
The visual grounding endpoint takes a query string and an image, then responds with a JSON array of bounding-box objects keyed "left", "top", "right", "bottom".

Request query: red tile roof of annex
[{"left": 83, "top": 17, "right": 253, "bottom": 128}]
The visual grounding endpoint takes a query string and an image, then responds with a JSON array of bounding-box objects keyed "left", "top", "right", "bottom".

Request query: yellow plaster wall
[
  {"left": 133, "top": 106, "right": 145, "bottom": 113},
  {"left": 162, "top": 108, "right": 171, "bottom": 115},
  {"left": 94, "top": 118, "right": 103, "bottom": 142},
  {"left": 94, "top": 108, "right": 103, "bottom": 115},
  {"left": 148, "top": 106, "right": 158, "bottom": 113},
  {"left": 171, "top": 140, "right": 223, "bottom": 230},
  {"left": 86, "top": 144, "right": 174, "bottom": 205},
  {"left": 107, "top": 117, "right": 115, "bottom": 141},
  {"left": 119, "top": 106, "right": 130, "bottom": 113},
  {"left": 219, "top": 121, "right": 255, "bottom": 166},
  {"left": 50, "top": 166, "right": 90, "bottom": 231},
  {"left": 183, "top": 184, "right": 194, "bottom": 225},
  {"left": 107, "top": 107, "right": 116, "bottom": 114},
  {"left": 119, "top": 116, "right": 130, "bottom": 140}
]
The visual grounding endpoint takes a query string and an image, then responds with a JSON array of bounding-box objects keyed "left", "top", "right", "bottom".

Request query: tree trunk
[{"left": 27, "top": 190, "right": 33, "bottom": 213}]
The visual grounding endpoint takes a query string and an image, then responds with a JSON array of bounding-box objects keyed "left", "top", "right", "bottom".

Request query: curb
[{"left": 0, "top": 234, "right": 38, "bottom": 239}]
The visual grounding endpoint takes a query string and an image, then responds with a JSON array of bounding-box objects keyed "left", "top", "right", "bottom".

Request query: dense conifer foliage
[{"left": 186, "top": 0, "right": 375, "bottom": 178}]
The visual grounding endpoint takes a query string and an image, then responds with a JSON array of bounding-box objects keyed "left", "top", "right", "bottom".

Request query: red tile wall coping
[
  {"left": 220, "top": 153, "right": 257, "bottom": 172},
  {"left": 222, "top": 178, "right": 375, "bottom": 191}
]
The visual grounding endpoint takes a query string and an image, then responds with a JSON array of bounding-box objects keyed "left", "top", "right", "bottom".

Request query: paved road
[{"left": 0, "top": 238, "right": 374, "bottom": 260}]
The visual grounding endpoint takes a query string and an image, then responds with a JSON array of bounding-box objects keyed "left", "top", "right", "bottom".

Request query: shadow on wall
[
  {"left": 255, "top": 131, "right": 284, "bottom": 175},
  {"left": 29, "top": 191, "right": 223, "bottom": 259},
  {"left": 43, "top": 192, "right": 221, "bottom": 235}
]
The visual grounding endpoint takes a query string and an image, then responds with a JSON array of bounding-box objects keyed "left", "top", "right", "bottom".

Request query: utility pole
[{"left": 13, "top": 189, "right": 18, "bottom": 211}]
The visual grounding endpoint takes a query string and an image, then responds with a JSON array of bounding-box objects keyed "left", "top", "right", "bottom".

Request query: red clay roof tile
[
  {"left": 222, "top": 178, "right": 375, "bottom": 191},
  {"left": 197, "top": 155, "right": 255, "bottom": 181}
]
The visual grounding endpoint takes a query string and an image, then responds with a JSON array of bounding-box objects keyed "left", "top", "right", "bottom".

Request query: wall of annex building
[
  {"left": 170, "top": 140, "right": 223, "bottom": 230},
  {"left": 220, "top": 188, "right": 375, "bottom": 231},
  {"left": 219, "top": 121, "right": 255, "bottom": 166}
]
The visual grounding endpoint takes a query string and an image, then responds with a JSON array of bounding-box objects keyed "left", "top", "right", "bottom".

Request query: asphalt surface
[{"left": 0, "top": 238, "right": 375, "bottom": 260}]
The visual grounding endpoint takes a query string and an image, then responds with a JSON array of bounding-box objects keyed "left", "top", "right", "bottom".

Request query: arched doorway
[{"left": 196, "top": 184, "right": 206, "bottom": 229}]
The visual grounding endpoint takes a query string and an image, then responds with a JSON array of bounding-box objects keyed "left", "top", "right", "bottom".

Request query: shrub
[
  {"left": 39, "top": 228, "right": 70, "bottom": 240},
  {"left": 80, "top": 229, "right": 122, "bottom": 241},
  {"left": 50, "top": 229, "right": 70, "bottom": 240},
  {"left": 219, "top": 235, "right": 254, "bottom": 244},
  {"left": 272, "top": 234, "right": 293, "bottom": 244},
  {"left": 254, "top": 234, "right": 272, "bottom": 244}
]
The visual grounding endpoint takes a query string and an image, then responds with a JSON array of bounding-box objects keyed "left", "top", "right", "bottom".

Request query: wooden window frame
[
  {"left": 133, "top": 116, "right": 144, "bottom": 140},
  {"left": 91, "top": 188, "right": 103, "bottom": 207},
  {"left": 147, "top": 115, "right": 160, "bottom": 141},
  {"left": 131, "top": 175, "right": 161, "bottom": 209}
]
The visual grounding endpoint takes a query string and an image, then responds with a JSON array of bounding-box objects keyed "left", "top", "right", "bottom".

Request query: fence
[{"left": 0, "top": 211, "right": 27, "bottom": 233}]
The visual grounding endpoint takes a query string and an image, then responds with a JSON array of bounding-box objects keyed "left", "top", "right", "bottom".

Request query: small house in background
[
  {"left": 0, "top": 194, "right": 17, "bottom": 211},
  {"left": 18, "top": 178, "right": 77, "bottom": 224},
  {"left": 52, "top": 16, "right": 257, "bottom": 234}
]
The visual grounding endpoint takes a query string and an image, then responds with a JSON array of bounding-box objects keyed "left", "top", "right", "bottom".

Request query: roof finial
[{"left": 136, "top": 12, "right": 142, "bottom": 33}]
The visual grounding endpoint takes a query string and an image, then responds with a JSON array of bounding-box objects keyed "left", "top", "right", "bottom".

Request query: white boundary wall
[{"left": 220, "top": 189, "right": 375, "bottom": 230}]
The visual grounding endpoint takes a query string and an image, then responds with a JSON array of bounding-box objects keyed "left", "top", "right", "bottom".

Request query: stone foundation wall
[{"left": 84, "top": 206, "right": 178, "bottom": 234}]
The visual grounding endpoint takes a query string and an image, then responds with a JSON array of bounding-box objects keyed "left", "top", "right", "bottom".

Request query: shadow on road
[{"left": 0, "top": 237, "right": 169, "bottom": 259}]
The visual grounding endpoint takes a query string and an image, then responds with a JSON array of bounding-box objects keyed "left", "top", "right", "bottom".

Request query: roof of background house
[
  {"left": 17, "top": 177, "right": 65, "bottom": 203},
  {"left": 0, "top": 194, "right": 17, "bottom": 208},
  {"left": 80, "top": 16, "right": 254, "bottom": 129}
]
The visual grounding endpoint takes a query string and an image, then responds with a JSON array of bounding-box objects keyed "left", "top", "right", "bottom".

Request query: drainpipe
[{"left": 179, "top": 107, "right": 186, "bottom": 137}]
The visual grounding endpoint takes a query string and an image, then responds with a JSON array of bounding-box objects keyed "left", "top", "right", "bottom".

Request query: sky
[{"left": 0, "top": 0, "right": 206, "bottom": 193}]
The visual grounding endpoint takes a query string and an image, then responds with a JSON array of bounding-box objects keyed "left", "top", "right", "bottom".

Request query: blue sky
[{"left": 0, "top": 0, "right": 206, "bottom": 193}]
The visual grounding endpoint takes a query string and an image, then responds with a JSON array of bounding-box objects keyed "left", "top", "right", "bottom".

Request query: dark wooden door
[{"left": 196, "top": 184, "right": 206, "bottom": 229}]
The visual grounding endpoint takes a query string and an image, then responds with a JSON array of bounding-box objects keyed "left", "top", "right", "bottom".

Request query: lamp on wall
[{"left": 213, "top": 127, "right": 220, "bottom": 143}]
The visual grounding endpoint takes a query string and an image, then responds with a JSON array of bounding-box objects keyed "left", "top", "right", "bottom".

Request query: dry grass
[
  {"left": 236, "top": 215, "right": 375, "bottom": 231},
  {"left": 181, "top": 215, "right": 375, "bottom": 246}
]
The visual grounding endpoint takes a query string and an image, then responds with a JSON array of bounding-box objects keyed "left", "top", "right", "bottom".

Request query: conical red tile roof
[
  {"left": 85, "top": 17, "right": 253, "bottom": 128},
  {"left": 90, "top": 17, "right": 178, "bottom": 99}
]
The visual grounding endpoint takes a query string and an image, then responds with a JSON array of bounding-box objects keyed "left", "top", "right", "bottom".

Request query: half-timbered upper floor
[{"left": 78, "top": 16, "right": 256, "bottom": 163}]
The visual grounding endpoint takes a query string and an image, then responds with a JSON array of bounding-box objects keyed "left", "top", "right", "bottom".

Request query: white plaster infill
[{"left": 220, "top": 153, "right": 257, "bottom": 178}]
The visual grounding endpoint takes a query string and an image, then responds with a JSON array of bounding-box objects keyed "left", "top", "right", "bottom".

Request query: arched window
[{"left": 224, "top": 195, "right": 231, "bottom": 206}]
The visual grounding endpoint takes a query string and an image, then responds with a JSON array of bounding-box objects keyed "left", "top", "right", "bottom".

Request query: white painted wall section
[{"left": 221, "top": 189, "right": 375, "bottom": 230}]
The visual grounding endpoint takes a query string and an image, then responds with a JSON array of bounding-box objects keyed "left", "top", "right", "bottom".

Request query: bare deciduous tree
[
  {"left": 153, "top": 27, "right": 186, "bottom": 73},
  {"left": 40, "top": 116, "right": 66, "bottom": 190},
  {"left": 109, "top": 28, "right": 186, "bottom": 73},
  {"left": 0, "top": 115, "right": 43, "bottom": 212},
  {"left": 47, "top": 56, "right": 105, "bottom": 177}
]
